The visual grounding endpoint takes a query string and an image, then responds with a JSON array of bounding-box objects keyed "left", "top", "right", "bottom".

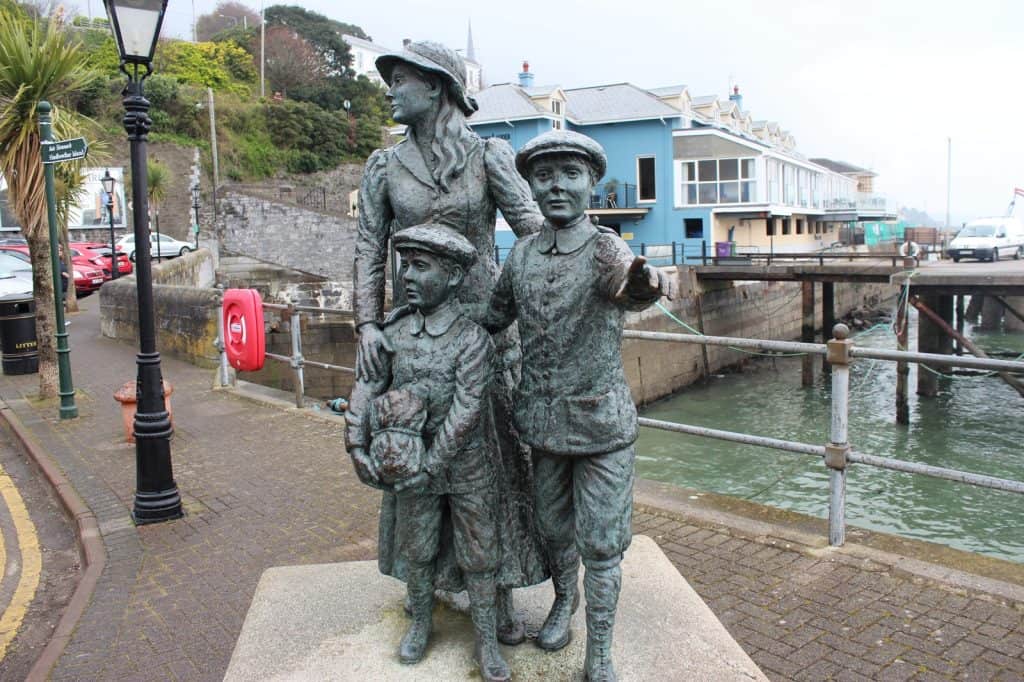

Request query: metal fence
[
  {"left": 495, "top": 240, "right": 913, "bottom": 267},
  {"left": 215, "top": 300, "right": 355, "bottom": 408},
  {"left": 624, "top": 325, "right": 1024, "bottom": 546},
  {"left": 213, "top": 300, "right": 1024, "bottom": 548}
]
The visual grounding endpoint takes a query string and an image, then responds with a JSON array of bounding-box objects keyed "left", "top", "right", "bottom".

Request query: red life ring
[{"left": 223, "top": 288, "right": 265, "bottom": 371}]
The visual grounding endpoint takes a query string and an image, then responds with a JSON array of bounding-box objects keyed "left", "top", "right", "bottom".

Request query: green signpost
[{"left": 37, "top": 102, "right": 79, "bottom": 420}]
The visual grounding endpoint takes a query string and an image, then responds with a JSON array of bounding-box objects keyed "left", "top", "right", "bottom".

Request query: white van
[{"left": 946, "top": 217, "right": 1024, "bottom": 262}]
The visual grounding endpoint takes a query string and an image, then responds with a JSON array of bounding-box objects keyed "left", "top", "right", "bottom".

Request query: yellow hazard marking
[{"left": 0, "top": 462, "right": 41, "bottom": 661}]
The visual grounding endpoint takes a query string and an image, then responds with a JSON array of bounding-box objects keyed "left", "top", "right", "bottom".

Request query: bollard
[{"left": 825, "top": 323, "right": 852, "bottom": 546}]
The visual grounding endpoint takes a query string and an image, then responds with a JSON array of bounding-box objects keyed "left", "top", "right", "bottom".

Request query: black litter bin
[{"left": 0, "top": 295, "right": 38, "bottom": 375}]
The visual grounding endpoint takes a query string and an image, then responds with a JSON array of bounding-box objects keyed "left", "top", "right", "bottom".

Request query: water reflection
[{"left": 637, "top": 310, "right": 1024, "bottom": 562}]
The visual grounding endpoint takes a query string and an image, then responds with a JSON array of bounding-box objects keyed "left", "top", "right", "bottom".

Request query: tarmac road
[{"left": 0, "top": 420, "right": 78, "bottom": 680}]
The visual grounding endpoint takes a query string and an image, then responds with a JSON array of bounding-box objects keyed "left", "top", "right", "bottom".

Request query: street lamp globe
[
  {"left": 101, "top": 169, "right": 115, "bottom": 200},
  {"left": 103, "top": 0, "right": 168, "bottom": 65}
]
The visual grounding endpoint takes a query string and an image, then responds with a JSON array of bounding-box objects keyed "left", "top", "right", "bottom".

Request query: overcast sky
[{"left": 139, "top": 0, "right": 1024, "bottom": 225}]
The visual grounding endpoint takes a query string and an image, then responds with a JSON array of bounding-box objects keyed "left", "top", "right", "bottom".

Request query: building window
[
  {"left": 552, "top": 100, "right": 562, "bottom": 115},
  {"left": 676, "top": 157, "right": 757, "bottom": 206},
  {"left": 684, "top": 218, "right": 703, "bottom": 239},
  {"left": 637, "top": 156, "right": 656, "bottom": 202},
  {"left": 552, "top": 119, "right": 562, "bottom": 130},
  {"left": 796, "top": 218, "right": 804, "bottom": 235},
  {"left": 766, "top": 218, "right": 776, "bottom": 236},
  {"left": 782, "top": 218, "right": 791, "bottom": 235}
]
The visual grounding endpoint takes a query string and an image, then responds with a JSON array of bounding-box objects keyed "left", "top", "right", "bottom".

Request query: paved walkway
[{"left": 0, "top": 300, "right": 1021, "bottom": 681}]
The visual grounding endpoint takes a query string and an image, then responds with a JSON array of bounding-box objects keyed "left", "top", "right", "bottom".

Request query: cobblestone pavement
[{"left": 0, "top": 301, "right": 1021, "bottom": 681}]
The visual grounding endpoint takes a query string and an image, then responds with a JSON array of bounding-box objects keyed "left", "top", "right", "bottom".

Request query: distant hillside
[{"left": 900, "top": 207, "right": 939, "bottom": 227}]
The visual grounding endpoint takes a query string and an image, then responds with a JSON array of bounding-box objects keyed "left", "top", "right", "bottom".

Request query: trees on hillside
[
  {"left": 0, "top": 7, "right": 99, "bottom": 398},
  {"left": 263, "top": 26, "right": 324, "bottom": 97},
  {"left": 196, "top": 1, "right": 261, "bottom": 42}
]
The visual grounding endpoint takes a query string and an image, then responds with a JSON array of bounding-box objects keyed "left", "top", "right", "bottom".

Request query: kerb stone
[{"left": 224, "top": 535, "right": 766, "bottom": 681}]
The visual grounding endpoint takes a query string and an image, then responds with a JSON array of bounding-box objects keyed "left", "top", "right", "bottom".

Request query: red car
[
  {"left": 70, "top": 242, "right": 133, "bottom": 278},
  {"left": 0, "top": 244, "right": 106, "bottom": 296}
]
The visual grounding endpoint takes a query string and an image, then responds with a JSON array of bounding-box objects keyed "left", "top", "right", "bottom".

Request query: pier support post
[
  {"left": 916, "top": 292, "right": 941, "bottom": 397},
  {"left": 955, "top": 295, "right": 965, "bottom": 355},
  {"left": 1001, "top": 296, "right": 1024, "bottom": 332},
  {"left": 981, "top": 296, "right": 1003, "bottom": 329},
  {"left": 916, "top": 293, "right": 953, "bottom": 397},
  {"left": 801, "top": 281, "right": 815, "bottom": 387},
  {"left": 822, "top": 282, "right": 835, "bottom": 373},
  {"left": 896, "top": 292, "right": 910, "bottom": 425},
  {"left": 826, "top": 324, "right": 852, "bottom": 547},
  {"left": 965, "top": 294, "right": 983, "bottom": 323}
]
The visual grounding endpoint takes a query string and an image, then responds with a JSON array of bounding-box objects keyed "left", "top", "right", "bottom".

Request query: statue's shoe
[
  {"left": 398, "top": 619, "right": 431, "bottom": 664},
  {"left": 475, "top": 641, "right": 512, "bottom": 682},
  {"left": 536, "top": 591, "right": 579, "bottom": 651}
]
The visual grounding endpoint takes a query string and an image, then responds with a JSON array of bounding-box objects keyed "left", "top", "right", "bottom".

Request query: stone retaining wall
[{"left": 218, "top": 191, "right": 356, "bottom": 282}]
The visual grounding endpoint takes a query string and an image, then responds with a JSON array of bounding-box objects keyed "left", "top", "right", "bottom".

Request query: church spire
[{"left": 466, "top": 19, "right": 477, "bottom": 63}]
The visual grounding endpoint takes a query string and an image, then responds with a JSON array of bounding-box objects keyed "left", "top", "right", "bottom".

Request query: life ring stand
[{"left": 898, "top": 240, "right": 921, "bottom": 259}]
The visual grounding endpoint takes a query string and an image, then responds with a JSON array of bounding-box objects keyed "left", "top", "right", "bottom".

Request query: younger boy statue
[
  {"left": 484, "top": 131, "right": 676, "bottom": 682},
  {"left": 345, "top": 224, "right": 511, "bottom": 682}
]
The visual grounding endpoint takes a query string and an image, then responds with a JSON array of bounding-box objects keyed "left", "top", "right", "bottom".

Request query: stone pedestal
[{"left": 225, "top": 535, "right": 765, "bottom": 681}]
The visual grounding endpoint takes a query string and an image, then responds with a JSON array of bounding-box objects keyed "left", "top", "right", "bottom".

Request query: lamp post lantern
[
  {"left": 191, "top": 184, "right": 200, "bottom": 249},
  {"left": 101, "top": 169, "right": 118, "bottom": 280},
  {"left": 103, "top": 0, "right": 182, "bottom": 525}
]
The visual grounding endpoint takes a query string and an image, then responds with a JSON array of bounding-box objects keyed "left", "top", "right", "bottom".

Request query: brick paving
[{"left": 1, "top": 300, "right": 1022, "bottom": 681}]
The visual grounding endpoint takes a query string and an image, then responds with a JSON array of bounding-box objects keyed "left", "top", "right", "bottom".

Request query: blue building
[{"left": 468, "top": 63, "right": 897, "bottom": 262}]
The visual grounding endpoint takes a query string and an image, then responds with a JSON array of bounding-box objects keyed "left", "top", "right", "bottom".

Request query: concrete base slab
[{"left": 225, "top": 535, "right": 765, "bottom": 681}]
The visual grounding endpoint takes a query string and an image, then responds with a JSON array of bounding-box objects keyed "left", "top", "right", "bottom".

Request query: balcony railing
[{"left": 589, "top": 183, "right": 638, "bottom": 209}]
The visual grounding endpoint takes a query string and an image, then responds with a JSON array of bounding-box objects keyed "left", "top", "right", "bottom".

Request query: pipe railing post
[
  {"left": 702, "top": 239, "right": 707, "bottom": 266},
  {"left": 672, "top": 241, "right": 677, "bottom": 265},
  {"left": 214, "top": 284, "right": 231, "bottom": 387},
  {"left": 825, "top": 323, "right": 852, "bottom": 546},
  {"left": 288, "top": 305, "right": 305, "bottom": 408}
]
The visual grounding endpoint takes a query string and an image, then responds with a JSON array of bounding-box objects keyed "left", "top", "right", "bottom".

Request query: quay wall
[{"left": 622, "top": 273, "right": 896, "bottom": 405}]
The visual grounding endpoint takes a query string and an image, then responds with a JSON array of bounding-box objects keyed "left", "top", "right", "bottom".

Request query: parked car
[
  {"left": 69, "top": 242, "right": 132, "bottom": 277},
  {"left": 946, "top": 217, "right": 1024, "bottom": 262},
  {"left": 115, "top": 233, "right": 194, "bottom": 260},
  {"left": 0, "top": 252, "right": 33, "bottom": 296},
  {"left": 0, "top": 245, "right": 104, "bottom": 296}
]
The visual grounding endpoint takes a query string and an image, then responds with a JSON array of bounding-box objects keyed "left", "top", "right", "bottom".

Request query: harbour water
[{"left": 637, "top": 307, "right": 1024, "bottom": 563}]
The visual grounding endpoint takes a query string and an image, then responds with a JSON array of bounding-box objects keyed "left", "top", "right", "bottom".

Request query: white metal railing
[{"left": 624, "top": 325, "right": 1024, "bottom": 547}]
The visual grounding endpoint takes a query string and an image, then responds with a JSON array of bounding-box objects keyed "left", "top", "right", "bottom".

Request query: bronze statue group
[{"left": 345, "top": 41, "right": 675, "bottom": 682}]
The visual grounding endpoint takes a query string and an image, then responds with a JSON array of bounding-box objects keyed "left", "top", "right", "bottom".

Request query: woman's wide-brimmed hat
[{"left": 376, "top": 40, "right": 479, "bottom": 117}]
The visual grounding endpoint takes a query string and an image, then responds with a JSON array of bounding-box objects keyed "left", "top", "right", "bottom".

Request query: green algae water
[{"left": 637, "top": 309, "right": 1024, "bottom": 563}]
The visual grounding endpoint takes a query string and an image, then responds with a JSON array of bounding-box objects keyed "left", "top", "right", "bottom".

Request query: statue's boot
[
  {"left": 536, "top": 552, "right": 580, "bottom": 651},
  {"left": 398, "top": 562, "right": 434, "bottom": 664},
  {"left": 582, "top": 560, "right": 621, "bottom": 682},
  {"left": 496, "top": 586, "right": 525, "bottom": 645},
  {"left": 467, "top": 573, "right": 512, "bottom": 682}
]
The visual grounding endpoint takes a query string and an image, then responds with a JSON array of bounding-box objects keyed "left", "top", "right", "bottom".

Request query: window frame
[
  {"left": 675, "top": 156, "right": 758, "bottom": 207},
  {"left": 637, "top": 155, "right": 657, "bottom": 203}
]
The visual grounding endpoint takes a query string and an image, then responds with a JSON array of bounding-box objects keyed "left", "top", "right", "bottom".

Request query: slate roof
[
  {"left": 563, "top": 83, "right": 681, "bottom": 124},
  {"left": 691, "top": 95, "right": 719, "bottom": 107},
  {"left": 647, "top": 84, "right": 688, "bottom": 97},
  {"left": 472, "top": 83, "right": 547, "bottom": 123},
  {"left": 523, "top": 85, "right": 561, "bottom": 97},
  {"left": 809, "top": 158, "right": 877, "bottom": 176}
]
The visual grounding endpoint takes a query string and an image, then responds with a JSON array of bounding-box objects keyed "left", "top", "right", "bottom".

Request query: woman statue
[{"left": 352, "top": 39, "right": 548, "bottom": 647}]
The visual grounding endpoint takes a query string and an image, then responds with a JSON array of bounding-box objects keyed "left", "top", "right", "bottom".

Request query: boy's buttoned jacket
[{"left": 485, "top": 217, "right": 657, "bottom": 456}]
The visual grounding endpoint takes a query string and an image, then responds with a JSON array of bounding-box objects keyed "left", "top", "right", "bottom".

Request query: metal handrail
[
  {"left": 217, "top": 301, "right": 356, "bottom": 407},
  {"left": 628, "top": 324, "right": 1024, "bottom": 547}
]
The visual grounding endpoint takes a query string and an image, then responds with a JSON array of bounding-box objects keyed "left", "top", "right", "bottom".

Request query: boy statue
[
  {"left": 484, "top": 131, "right": 676, "bottom": 681},
  {"left": 345, "top": 224, "right": 511, "bottom": 682}
]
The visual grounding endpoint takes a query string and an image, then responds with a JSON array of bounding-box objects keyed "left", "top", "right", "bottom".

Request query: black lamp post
[
  {"left": 191, "top": 184, "right": 200, "bottom": 249},
  {"left": 104, "top": 0, "right": 182, "bottom": 524},
  {"left": 101, "top": 169, "right": 118, "bottom": 280}
]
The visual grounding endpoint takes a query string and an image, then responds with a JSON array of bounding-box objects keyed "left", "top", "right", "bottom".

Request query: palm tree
[
  {"left": 147, "top": 159, "right": 168, "bottom": 259},
  {"left": 0, "top": 8, "right": 99, "bottom": 397}
]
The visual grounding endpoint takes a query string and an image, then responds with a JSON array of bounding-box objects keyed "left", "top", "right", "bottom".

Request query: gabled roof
[
  {"left": 810, "top": 158, "right": 878, "bottom": 176},
  {"left": 523, "top": 85, "right": 562, "bottom": 97},
  {"left": 691, "top": 95, "right": 719, "bottom": 107},
  {"left": 647, "top": 84, "right": 688, "bottom": 98},
  {"left": 472, "top": 83, "right": 547, "bottom": 123},
  {"left": 341, "top": 34, "right": 391, "bottom": 54},
  {"left": 563, "top": 83, "right": 681, "bottom": 124}
]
